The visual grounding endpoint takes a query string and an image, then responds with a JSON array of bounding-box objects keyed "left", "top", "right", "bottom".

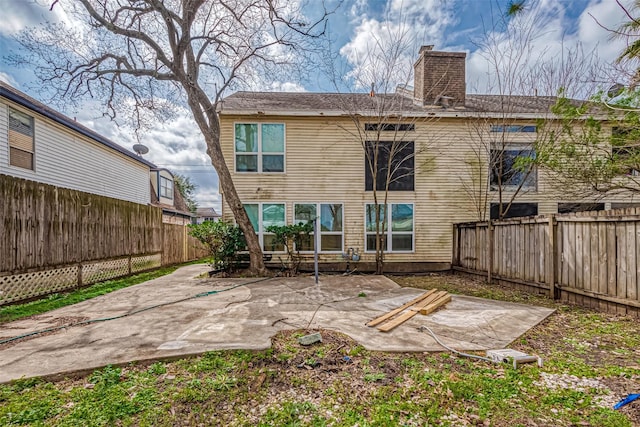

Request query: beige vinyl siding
[
  {"left": 219, "top": 114, "right": 635, "bottom": 264},
  {"left": 222, "top": 115, "right": 428, "bottom": 262},
  {"left": 0, "top": 100, "right": 150, "bottom": 205}
]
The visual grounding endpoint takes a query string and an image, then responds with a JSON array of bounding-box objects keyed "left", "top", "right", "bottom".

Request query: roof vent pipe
[{"left": 436, "top": 95, "right": 455, "bottom": 109}]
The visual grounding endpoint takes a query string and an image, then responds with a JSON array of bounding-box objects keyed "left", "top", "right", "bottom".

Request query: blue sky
[{"left": 0, "top": 0, "right": 633, "bottom": 210}]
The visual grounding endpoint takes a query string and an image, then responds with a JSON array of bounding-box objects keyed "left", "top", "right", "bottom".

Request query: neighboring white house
[
  {"left": 150, "top": 167, "right": 194, "bottom": 225},
  {"left": 0, "top": 81, "right": 193, "bottom": 224},
  {"left": 0, "top": 81, "right": 154, "bottom": 205},
  {"left": 194, "top": 207, "right": 221, "bottom": 224}
]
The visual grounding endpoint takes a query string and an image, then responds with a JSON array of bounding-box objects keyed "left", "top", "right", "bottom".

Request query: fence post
[
  {"left": 77, "top": 262, "right": 83, "bottom": 288},
  {"left": 183, "top": 224, "right": 188, "bottom": 262},
  {"left": 546, "top": 215, "right": 557, "bottom": 299},
  {"left": 451, "top": 223, "right": 459, "bottom": 267},
  {"left": 487, "top": 220, "right": 493, "bottom": 284}
]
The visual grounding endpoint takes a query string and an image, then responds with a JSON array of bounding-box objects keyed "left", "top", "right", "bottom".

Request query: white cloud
[
  {"left": 0, "top": 71, "right": 17, "bottom": 85},
  {"left": 268, "top": 81, "right": 307, "bottom": 92},
  {"left": 577, "top": 0, "right": 631, "bottom": 62},
  {"left": 0, "top": 0, "right": 74, "bottom": 36},
  {"left": 464, "top": 0, "right": 635, "bottom": 97},
  {"left": 339, "top": 0, "right": 455, "bottom": 90}
]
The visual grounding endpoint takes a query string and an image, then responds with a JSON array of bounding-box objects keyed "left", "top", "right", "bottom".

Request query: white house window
[
  {"left": 160, "top": 176, "right": 173, "bottom": 199},
  {"left": 244, "top": 203, "right": 286, "bottom": 252},
  {"left": 235, "top": 123, "right": 285, "bottom": 173},
  {"left": 490, "top": 125, "right": 537, "bottom": 133},
  {"left": 365, "top": 123, "right": 415, "bottom": 132},
  {"left": 294, "top": 203, "right": 344, "bottom": 252},
  {"left": 8, "top": 107, "right": 35, "bottom": 170},
  {"left": 365, "top": 203, "right": 414, "bottom": 252},
  {"left": 490, "top": 148, "right": 537, "bottom": 190}
]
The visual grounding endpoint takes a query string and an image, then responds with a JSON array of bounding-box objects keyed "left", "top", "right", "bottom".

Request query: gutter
[{"left": 217, "top": 108, "right": 607, "bottom": 120}]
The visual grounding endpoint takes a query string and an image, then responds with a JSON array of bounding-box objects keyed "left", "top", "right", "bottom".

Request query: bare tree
[
  {"left": 533, "top": 1, "right": 640, "bottom": 199},
  {"left": 10, "top": 0, "right": 333, "bottom": 274},
  {"left": 329, "top": 17, "right": 437, "bottom": 274},
  {"left": 459, "top": 1, "right": 603, "bottom": 220},
  {"left": 173, "top": 173, "right": 198, "bottom": 214}
]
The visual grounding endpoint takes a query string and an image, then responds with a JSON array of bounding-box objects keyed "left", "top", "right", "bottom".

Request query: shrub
[
  {"left": 265, "top": 222, "right": 313, "bottom": 275},
  {"left": 188, "top": 221, "right": 245, "bottom": 271}
]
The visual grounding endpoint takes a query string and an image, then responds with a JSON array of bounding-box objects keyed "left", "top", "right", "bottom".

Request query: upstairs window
[
  {"left": 160, "top": 176, "right": 173, "bottom": 199},
  {"left": 235, "top": 123, "right": 285, "bottom": 173},
  {"left": 490, "top": 148, "right": 536, "bottom": 190},
  {"left": 612, "top": 146, "right": 640, "bottom": 176},
  {"left": 611, "top": 128, "right": 640, "bottom": 176},
  {"left": 365, "top": 123, "right": 415, "bottom": 132},
  {"left": 8, "top": 107, "right": 35, "bottom": 170},
  {"left": 490, "top": 125, "right": 537, "bottom": 133},
  {"left": 365, "top": 141, "right": 414, "bottom": 191}
]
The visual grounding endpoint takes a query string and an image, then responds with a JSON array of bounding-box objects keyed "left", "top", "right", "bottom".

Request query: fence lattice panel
[{"left": 0, "top": 266, "right": 78, "bottom": 305}]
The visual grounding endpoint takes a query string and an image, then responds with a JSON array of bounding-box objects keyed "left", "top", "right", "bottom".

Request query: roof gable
[{"left": 0, "top": 81, "right": 157, "bottom": 168}]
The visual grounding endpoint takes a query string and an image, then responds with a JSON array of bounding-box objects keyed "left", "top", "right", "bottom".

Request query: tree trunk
[
  {"left": 375, "top": 203, "right": 384, "bottom": 275},
  {"left": 205, "top": 134, "right": 266, "bottom": 275},
  {"left": 184, "top": 89, "right": 266, "bottom": 275}
]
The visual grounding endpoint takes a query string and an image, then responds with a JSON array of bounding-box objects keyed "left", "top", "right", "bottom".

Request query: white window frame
[
  {"left": 490, "top": 124, "right": 537, "bottom": 133},
  {"left": 160, "top": 175, "right": 173, "bottom": 199},
  {"left": 7, "top": 106, "right": 35, "bottom": 171},
  {"left": 293, "top": 203, "right": 344, "bottom": 254},
  {"left": 364, "top": 203, "right": 414, "bottom": 253},
  {"left": 234, "top": 123, "right": 286, "bottom": 173},
  {"left": 243, "top": 202, "right": 287, "bottom": 253}
]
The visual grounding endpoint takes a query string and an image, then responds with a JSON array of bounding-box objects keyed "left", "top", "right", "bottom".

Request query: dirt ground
[{"left": 2, "top": 271, "right": 639, "bottom": 426}]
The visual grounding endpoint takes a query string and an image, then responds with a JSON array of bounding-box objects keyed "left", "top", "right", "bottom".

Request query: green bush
[
  {"left": 265, "top": 222, "right": 313, "bottom": 275},
  {"left": 188, "top": 221, "right": 246, "bottom": 271}
]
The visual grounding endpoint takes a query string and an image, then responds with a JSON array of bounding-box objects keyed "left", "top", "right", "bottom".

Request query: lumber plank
[
  {"left": 366, "top": 289, "right": 436, "bottom": 327},
  {"left": 376, "top": 291, "right": 447, "bottom": 332},
  {"left": 411, "top": 290, "right": 447, "bottom": 311},
  {"left": 376, "top": 309, "right": 419, "bottom": 332},
  {"left": 419, "top": 293, "right": 452, "bottom": 315}
]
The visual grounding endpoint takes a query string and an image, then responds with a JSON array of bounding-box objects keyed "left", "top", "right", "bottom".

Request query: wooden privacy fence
[
  {"left": 1, "top": 175, "right": 208, "bottom": 305},
  {"left": 452, "top": 208, "right": 640, "bottom": 316},
  {"left": 163, "top": 224, "right": 209, "bottom": 266}
]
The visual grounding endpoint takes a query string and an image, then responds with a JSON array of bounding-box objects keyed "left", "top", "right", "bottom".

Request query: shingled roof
[{"left": 219, "top": 91, "right": 570, "bottom": 117}]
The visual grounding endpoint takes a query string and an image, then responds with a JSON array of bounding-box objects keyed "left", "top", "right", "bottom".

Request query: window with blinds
[{"left": 8, "top": 107, "right": 34, "bottom": 170}]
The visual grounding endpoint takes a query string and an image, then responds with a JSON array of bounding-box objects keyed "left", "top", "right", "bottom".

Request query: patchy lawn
[
  {"left": 1, "top": 272, "right": 638, "bottom": 426},
  {"left": 0, "top": 261, "right": 207, "bottom": 325}
]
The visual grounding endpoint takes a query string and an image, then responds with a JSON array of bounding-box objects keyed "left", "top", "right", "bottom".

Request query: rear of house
[{"left": 218, "top": 47, "right": 637, "bottom": 271}]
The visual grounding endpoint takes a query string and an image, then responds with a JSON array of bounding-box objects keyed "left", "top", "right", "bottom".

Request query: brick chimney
[{"left": 413, "top": 45, "right": 466, "bottom": 107}]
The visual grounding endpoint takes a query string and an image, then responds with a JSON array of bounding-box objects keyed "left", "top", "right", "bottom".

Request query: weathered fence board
[
  {"left": 453, "top": 208, "right": 640, "bottom": 316},
  {"left": 1, "top": 174, "right": 163, "bottom": 272},
  {"left": 1, "top": 175, "right": 207, "bottom": 305}
]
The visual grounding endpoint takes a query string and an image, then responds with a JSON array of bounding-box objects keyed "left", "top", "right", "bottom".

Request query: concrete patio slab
[{"left": 0, "top": 265, "right": 554, "bottom": 383}]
